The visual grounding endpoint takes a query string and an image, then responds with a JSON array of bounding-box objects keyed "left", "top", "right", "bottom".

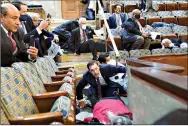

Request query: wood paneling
[{"left": 61, "top": 0, "right": 86, "bottom": 19}]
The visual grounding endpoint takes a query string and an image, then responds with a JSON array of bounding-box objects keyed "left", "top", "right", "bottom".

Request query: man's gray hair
[
  {"left": 0, "top": 4, "right": 8, "bottom": 16},
  {"left": 78, "top": 17, "right": 86, "bottom": 24}
]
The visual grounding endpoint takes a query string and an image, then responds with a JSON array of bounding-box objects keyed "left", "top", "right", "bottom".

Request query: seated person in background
[
  {"left": 161, "top": 38, "right": 187, "bottom": 49},
  {"left": 76, "top": 60, "right": 127, "bottom": 108},
  {"left": 68, "top": 17, "right": 98, "bottom": 60},
  {"left": 98, "top": 52, "right": 128, "bottom": 93},
  {"left": 122, "top": 9, "right": 151, "bottom": 51},
  {"left": 31, "top": 14, "right": 40, "bottom": 27},
  {"left": 108, "top": 4, "right": 128, "bottom": 29},
  {"left": 1, "top": 3, "right": 38, "bottom": 67},
  {"left": 53, "top": 19, "right": 79, "bottom": 49},
  {"left": 30, "top": 15, "right": 54, "bottom": 57}
]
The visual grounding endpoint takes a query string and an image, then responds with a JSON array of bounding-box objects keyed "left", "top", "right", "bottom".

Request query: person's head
[
  {"left": 132, "top": 9, "right": 141, "bottom": 20},
  {"left": 161, "top": 38, "right": 174, "bottom": 49},
  {"left": 87, "top": 60, "right": 100, "bottom": 78},
  {"left": 12, "top": 1, "right": 28, "bottom": 22},
  {"left": 78, "top": 17, "right": 87, "bottom": 30},
  {"left": 1, "top": 3, "right": 20, "bottom": 32},
  {"left": 11, "top": 1, "right": 27, "bottom": 15},
  {"left": 98, "top": 52, "right": 110, "bottom": 64},
  {"left": 31, "top": 14, "right": 39, "bottom": 27},
  {"left": 114, "top": 4, "right": 122, "bottom": 14}
]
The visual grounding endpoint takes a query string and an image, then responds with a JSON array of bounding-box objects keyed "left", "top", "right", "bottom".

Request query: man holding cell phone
[{"left": 1, "top": 3, "right": 38, "bottom": 67}]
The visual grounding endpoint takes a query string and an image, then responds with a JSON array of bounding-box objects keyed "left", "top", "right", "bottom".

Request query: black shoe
[
  {"left": 92, "top": 56, "right": 98, "bottom": 61},
  {"left": 76, "top": 50, "right": 81, "bottom": 55}
]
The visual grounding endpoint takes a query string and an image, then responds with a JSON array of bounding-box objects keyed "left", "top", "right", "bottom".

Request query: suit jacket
[
  {"left": 20, "top": 14, "right": 42, "bottom": 44},
  {"left": 68, "top": 26, "right": 95, "bottom": 52},
  {"left": 1, "top": 26, "right": 29, "bottom": 67},
  {"left": 122, "top": 18, "right": 142, "bottom": 43},
  {"left": 108, "top": 13, "right": 128, "bottom": 29},
  {"left": 54, "top": 20, "right": 79, "bottom": 33},
  {"left": 76, "top": 64, "right": 127, "bottom": 100}
]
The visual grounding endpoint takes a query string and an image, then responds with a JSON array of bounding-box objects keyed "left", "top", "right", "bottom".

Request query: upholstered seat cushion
[
  {"left": 1, "top": 107, "right": 10, "bottom": 125},
  {"left": 109, "top": 50, "right": 129, "bottom": 61},
  {"left": 172, "top": 48, "right": 188, "bottom": 54},
  {"left": 1, "top": 67, "right": 39, "bottom": 117},
  {"left": 50, "top": 96, "right": 71, "bottom": 118},
  {"left": 11, "top": 62, "right": 47, "bottom": 95},
  {"left": 130, "top": 49, "right": 151, "bottom": 58},
  {"left": 59, "top": 83, "right": 73, "bottom": 95},
  {"left": 151, "top": 48, "right": 172, "bottom": 55}
]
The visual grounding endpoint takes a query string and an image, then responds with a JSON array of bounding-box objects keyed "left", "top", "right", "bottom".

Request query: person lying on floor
[
  {"left": 77, "top": 97, "right": 133, "bottom": 125},
  {"left": 161, "top": 38, "right": 187, "bottom": 49}
]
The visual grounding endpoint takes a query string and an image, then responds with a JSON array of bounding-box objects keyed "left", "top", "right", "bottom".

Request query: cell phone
[{"left": 29, "top": 35, "right": 36, "bottom": 47}]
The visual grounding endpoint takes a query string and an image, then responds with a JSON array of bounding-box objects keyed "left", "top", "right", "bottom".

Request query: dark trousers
[
  {"left": 86, "top": 8, "right": 95, "bottom": 20},
  {"left": 139, "top": 0, "right": 146, "bottom": 10},
  {"left": 79, "top": 39, "right": 97, "bottom": 58}
]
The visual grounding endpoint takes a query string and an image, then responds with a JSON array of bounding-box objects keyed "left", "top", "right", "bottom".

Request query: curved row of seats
[
  {"left": 108, "top": 1, "right": 187, "bottom": 13},
  {"left": 109, "top": 48, "right": 188, "bottom": 61},
  {"left": 1, "top": 56, "right": 76, "bottom": 125}
]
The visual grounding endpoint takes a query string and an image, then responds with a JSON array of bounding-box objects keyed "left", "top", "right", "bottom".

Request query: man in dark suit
[
  {"left": 1, "top": 3, "right": 38, "bottom": 67},
  {"left": 11, "top": 1, "right": 49, "bottom": 44},
  {"left": 76, "top": 60, "right": 127, "bottom": 108},
  {"left": 68, "top": 17, "right": 98, "bottom": 60},
  {"left": 122, "top": 9, "right": 151, "bottom": 51},
  {"left": 108, "top": 4, "right": 128, "bottom": 29},
  {"left": 53, "top": 19, "right": 79, "bottom": 48}
]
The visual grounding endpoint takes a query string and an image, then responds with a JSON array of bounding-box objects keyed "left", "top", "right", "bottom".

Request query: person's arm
[
  {"left": 108, "top": 64, "right": 127, "bottom": 74},
  {"left": 127, "top": 22, "right": 142, "bottom": 35},
  {"left": 76, "top": 74, "right": 88, "bottom": 100}
]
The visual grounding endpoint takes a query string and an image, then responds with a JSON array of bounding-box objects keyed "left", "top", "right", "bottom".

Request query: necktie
[
  {"left": 96, "top": 77, "right": 102, "bottom": 99},
  {"left": 83, "top": 30, "right": 87, "bottom": 42},
  {"left": 8, "top": 32, "right": 17, "bottom": 52}
]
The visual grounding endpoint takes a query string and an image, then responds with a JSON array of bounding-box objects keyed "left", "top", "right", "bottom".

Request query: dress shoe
[{"left": 92, "top": 57, "right": 98, "bottom": 61}]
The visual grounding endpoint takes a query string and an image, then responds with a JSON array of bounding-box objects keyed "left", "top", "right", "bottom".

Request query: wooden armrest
[
  {"left": 33, "top": 91, "right": 68, "bottom": 99},
  {"left": 51, "top": 74, "right": 71, "bottom": 79},
  {"left": 44, "top": 81, "right": 67, "bottom": 86},
  {"left": 9, "top": 112, "right": 63, "bottom": 125},
  {"left": 44, "top": 81, "right": 67, "bottom": 92},
  {"left": 55, "top": 71, "right": 68, "bottom": 75},
  {"left": 33, "top": 91, "right": 68, "bottom": 113},
  {"left": 51, "top": 74, "right": 72, "bottom": 82},
  {"left": 58, "top": 67, "right": 74, "bottom": 71}
]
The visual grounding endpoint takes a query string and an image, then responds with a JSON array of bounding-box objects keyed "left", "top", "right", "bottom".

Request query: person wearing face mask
[
  {"left": 108, "top": 4, "right": 128, "bottom": 29},
  {"left": 121, "top": 9, "right": 151, "bottom": 51},
  {"left": 11, "top": 1, "right": 49, "bottom": 44},
  {"left": 68, "top": 17, "right": 99, "bottom": 60}
]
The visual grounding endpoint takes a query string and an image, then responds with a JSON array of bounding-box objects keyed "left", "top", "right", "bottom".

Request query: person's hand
[
  {"left": 27, "top": 46, "right": 38, "bottom": 60},
  {"left": 79, "top": 100, "right": 85, "bottom": 109},
  {"left": 142, "top": 33, "right": 148, "bottom": 38},
  {"left": 54, "top": 35, "right": 59, "bottom": 43},
  {"left": 38, "top": 20, "right": 49, "bottom": 31}
]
